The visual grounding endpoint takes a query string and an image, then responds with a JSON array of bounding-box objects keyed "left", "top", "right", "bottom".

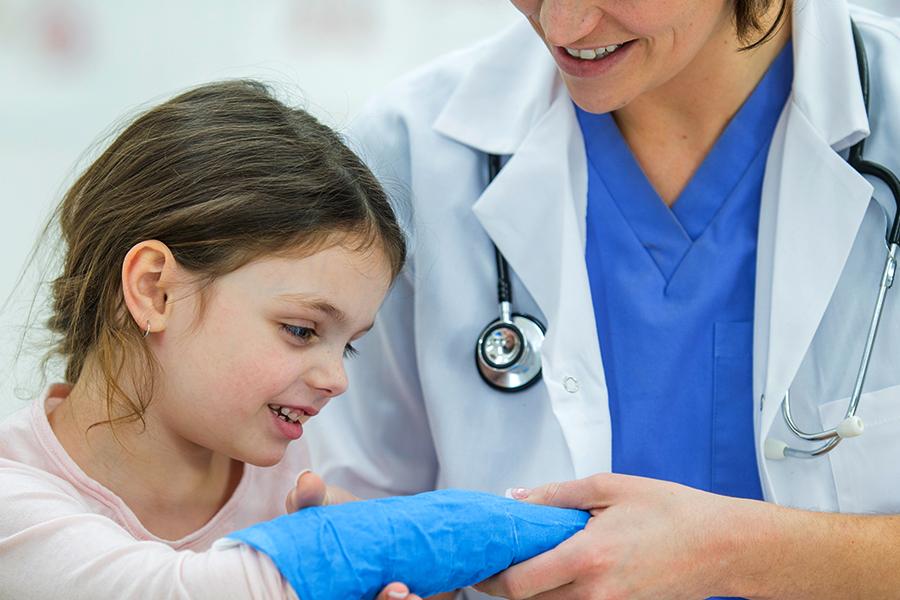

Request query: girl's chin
[
  {"left": 230, "top": 443, "right": 290, "bottom": 468},
  {"left": 241, "top": 450, "right": 287, "bottom": 468}
]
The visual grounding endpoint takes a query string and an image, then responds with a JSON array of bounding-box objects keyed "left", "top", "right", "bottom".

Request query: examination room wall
[{"left": 0, "top": 0, "right": 897, "bottom": 420}]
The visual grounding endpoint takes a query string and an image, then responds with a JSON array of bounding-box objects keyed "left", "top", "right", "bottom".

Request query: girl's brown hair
[
  {"left": 735, "top": 0, "right": 789, "bottom": 50},
  {"left": 43, "top": 79, "right": 405, "bottom": 427}
]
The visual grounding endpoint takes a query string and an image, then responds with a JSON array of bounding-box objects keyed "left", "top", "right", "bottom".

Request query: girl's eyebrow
[{"left": 276, "top": 293, "right": 347, "bottom": 323}]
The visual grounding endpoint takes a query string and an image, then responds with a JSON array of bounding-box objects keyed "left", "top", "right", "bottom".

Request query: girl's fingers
[
  {"left": 376, "top": 581, "right": 415, "bottom": 599},
  {"left": 285, "top": 470, "right": 326, "bottom": 513},
  {"left": 285, "top": 470, "right": 360, "bottom": 513}
]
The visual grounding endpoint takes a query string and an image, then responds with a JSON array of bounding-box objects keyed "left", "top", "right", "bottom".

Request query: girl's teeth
[{"left": 268, "top": 404, "right": 303, "bottom": 424}]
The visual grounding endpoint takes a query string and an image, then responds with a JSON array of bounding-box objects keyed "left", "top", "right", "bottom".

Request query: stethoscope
[
  {"left": 766, "top": 20, "right": 900, "bottom": 460},
  {"left": 477, "top": 21, "right": 900, "bottom": 461},
  {"left": 475, "top": 154, "right": 547, "bottom": 392}
]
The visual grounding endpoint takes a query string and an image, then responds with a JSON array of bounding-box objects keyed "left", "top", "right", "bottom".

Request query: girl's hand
[
  {"left": 376, "top": 582, "right": 424, "bottom": 600},
  {"left": 284, "top": 469, "right": 358, "bottom": 513},
  {"left": 285, "top": 474, "right": 458, "bottom": 600},
  {"left": 476, "top": 473, "right": 760, "bottom": 599}
]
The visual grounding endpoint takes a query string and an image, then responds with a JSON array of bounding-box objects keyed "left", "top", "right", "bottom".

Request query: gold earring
[{"left": 143, "top": 320, "right": 151, "bottom": 338}]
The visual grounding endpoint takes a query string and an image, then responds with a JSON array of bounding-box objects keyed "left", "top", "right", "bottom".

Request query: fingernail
[
  {"left": 388, "top": 592, "right": 408, "bottom": 599},
  {"left": 510, "top": 487, "right": 530, "bottom": 499},
  {"left": 295, "top": 469, "right": 312, "bottom": 487}
]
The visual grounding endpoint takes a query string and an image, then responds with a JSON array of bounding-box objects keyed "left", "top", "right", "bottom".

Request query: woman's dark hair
[
  {"left": 735, "top": 0, "right": 789, "bottom": 50},
  {"left": 43, "top": 79, "right": 406, "bottom": 426}
]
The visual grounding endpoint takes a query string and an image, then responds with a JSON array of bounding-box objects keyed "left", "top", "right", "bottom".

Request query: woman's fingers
[
  {"left": 474, "top": 532, "right": 582, "bottom": 598},
  {"left": 513, "top": 472, "right": 634, "bottom": 510}
]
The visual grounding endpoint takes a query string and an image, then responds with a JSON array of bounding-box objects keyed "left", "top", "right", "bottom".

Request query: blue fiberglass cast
[{"left": 226, "top": 489, "right": 589, "bottom": 599}]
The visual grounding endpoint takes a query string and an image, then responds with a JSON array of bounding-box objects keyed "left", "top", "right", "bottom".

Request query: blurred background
[{"left": 1, "top": 0, "right": 898, "bottom": 419}]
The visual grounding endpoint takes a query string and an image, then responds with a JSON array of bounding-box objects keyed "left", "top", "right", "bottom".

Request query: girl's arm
[{"left": 0, "top": 463, "right": 295, "bottom": 600}]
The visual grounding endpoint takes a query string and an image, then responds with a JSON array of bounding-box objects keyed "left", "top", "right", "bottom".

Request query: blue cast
[{"left": 226, "top": 489, "right": 589, "bottom": 600}]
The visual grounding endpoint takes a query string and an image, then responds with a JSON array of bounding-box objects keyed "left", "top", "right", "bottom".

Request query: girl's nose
[
  {"left": 307, "top": 352, "right": 349, "bottom": 398},
  {"left": 539, "top": 0, "right": 605, "bottom": 47}
]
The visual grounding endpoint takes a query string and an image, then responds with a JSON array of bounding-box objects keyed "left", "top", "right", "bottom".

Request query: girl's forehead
[{"left": 221, "top": 245, "right": 392, "bottom": 306}]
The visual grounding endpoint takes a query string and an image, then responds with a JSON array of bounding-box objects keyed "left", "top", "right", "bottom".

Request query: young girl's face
[{"left": 149, "top": 242, "right": 392, "bottom": 467}]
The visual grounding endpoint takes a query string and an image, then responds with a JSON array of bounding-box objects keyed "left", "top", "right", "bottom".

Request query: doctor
[{"left": 309, "top": 0, "right": 900, "bottom": 598}]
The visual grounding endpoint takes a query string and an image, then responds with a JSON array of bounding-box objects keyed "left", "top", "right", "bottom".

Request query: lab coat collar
[
  {"left": 433, "top": 20, "right": 564, "bottom": 155},
  {"left": 792, "top": 0, "right": 869, "bottom": 149},
  {"left": 433, "top": 3, "right": 870, "bottom": 157}
]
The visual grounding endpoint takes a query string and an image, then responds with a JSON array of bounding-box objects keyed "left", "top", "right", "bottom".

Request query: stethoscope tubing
[{"left": 776, "top": 20, "right": 900, "bottom": 459}]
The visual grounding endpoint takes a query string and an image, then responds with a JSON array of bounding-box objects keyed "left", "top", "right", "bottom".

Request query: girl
[{"left": 0, "top": 80, "right": 421, "bottom": 599}]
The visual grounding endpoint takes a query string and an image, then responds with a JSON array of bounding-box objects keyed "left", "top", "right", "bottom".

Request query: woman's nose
[{"left": 539, "top": 0, "right": 605, "bottom": 47}]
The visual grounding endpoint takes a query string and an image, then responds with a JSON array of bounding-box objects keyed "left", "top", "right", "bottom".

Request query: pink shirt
[{"left": 0, "top": 385, "right": 305, "bottom": 599}]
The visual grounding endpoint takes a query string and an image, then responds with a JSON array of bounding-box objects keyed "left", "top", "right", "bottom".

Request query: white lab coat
[{"left": 308, "top": 0, "right": 900, "bottom": 571}]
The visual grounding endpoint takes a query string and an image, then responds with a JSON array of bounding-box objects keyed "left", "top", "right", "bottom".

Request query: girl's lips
[
  {"left": 551, "top": 40, "right": 636, "bottom": 79},
  {"left": 270, "top": 409, "right": 304, "bottom": 440},
  {"left": 268, "top": 402, "right": 319, "bottom": 417}
]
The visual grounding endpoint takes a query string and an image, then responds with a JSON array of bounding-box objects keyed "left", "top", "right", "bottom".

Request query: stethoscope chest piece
[{"left": 476, "top": 311, "right": 545, "bottom": 392}]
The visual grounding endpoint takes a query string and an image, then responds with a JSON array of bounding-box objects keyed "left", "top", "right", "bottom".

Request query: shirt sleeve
[
  {"left": 0, "top": 463, "right": 298, "bottom": 600},
  {"left": 305, "top": 97, "right": 439, "bottom": 499}
]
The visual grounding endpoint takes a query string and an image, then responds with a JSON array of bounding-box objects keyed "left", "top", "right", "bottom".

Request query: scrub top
[{"left": 579, "top": 43, "right": 793, "bottom": 504}]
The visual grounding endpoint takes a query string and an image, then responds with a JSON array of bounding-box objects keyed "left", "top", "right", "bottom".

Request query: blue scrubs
[{"left": 579, "top": 43, "right": 793, "bottom": 506}]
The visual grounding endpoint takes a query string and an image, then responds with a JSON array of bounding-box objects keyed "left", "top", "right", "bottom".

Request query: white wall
[
  {"left": 1, "top": 0, "right": 898, "bottom": 418},
  {"left": 0, "top": 0, "right": 519, "bottom": 418}
]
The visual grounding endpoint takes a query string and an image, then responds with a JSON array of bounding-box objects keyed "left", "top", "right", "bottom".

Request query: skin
[
  {"left": 468, "top": 2, "right": 900, "bottom": 598},
  {"left": 49, "top": 238, "right": 422, "bottom": 599},
  {"left": 510, "top": 0, "right": 791, "bottom": 206}
]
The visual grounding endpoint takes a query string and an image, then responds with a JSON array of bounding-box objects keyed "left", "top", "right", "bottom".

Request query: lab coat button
[{"left": 563, "top": 376, "right": 579, "bottom": 393}]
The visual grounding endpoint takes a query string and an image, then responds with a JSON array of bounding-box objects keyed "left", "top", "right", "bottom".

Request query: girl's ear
[{"left": 121, "top": 240, "right": 179, "bottom": 336}]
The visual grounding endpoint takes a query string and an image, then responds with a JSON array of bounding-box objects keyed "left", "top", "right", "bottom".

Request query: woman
[{"left": 309, "top": 1, "right": 900, "bottom": 598}]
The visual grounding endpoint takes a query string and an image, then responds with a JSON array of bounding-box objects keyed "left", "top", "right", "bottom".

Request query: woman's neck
[
  {"left": 613, "top": 8, "right": 792, "bottom": 206},
  {"left": 49, "top": 368, "right": 242, "bottom": 540}
]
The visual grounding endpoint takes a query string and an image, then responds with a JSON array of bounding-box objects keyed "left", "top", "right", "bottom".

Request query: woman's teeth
[
  {"left": 268, "top": 404, "right": 303, "bottom": 424},
  {"left": 565, "top": 44, "right": 622, "bottom": 60}
]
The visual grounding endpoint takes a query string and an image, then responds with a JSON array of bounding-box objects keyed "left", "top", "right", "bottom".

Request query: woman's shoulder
[
  {"left": 353, "top": 19, "right": 538, "bottom": 130},
  {"left": 851, "top": 5, "right": 900, "bottom": 50}
]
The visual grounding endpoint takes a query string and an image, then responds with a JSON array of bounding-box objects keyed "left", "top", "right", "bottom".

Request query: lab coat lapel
[
  {"left": 434, "top": 21, "right": 611, "bottom": 478},
  {"left": 469, "top": 96, "right": 610, "bottom": 479},
  {"left": 755, "top": 0, "right": 872, "bottom": 442}
]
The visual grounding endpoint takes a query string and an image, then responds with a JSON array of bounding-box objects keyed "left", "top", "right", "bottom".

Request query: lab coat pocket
[
  {"left": 818, "top": 383, "right": 900, "bottom": 514},
  {"left": 712, "top": 321, "right": 761, "bottom": 498}
]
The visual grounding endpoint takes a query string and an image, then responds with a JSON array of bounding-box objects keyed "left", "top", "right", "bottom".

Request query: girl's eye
[
  {"left": 282, "top": 324, "right": 359, "bottom": 358},
  {"left": 282, "top": 324, "right": 316, "bottom": 342}
]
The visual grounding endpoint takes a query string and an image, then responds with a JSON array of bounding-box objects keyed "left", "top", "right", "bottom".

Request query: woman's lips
[{"left": 551, "top": 39, "right": 635, "bottom": 79}]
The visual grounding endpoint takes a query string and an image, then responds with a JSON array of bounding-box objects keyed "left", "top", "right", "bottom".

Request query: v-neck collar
[{"left": 578, "top": 42, "right": 793, "bottom": 282}]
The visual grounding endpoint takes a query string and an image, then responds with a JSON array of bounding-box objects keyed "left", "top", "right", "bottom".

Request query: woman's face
[
  {"left": 149, "top": 241, "right": 392, "bottom": 467},
  {"left": 509, "top": 0, "right": 736, "bottom": 113}
]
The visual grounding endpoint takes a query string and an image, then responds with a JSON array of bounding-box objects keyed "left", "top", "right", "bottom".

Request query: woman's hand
[
  {"left": 476, "top": 473, "right": 766, "bottom": 599},
  {"left": 284, "top": 469, "right": 358, "bottom": 513}
]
